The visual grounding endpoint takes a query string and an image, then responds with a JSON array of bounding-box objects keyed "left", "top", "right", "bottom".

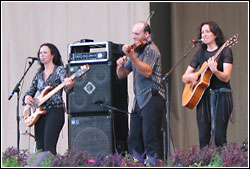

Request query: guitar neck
[
  {"left": 202, "top": 43, "right": 226, "bottom": 73},
  {"left": 214, "top": 44, "right": 226, "bottom": 61},
  {"left": 38, "top": 73, "right": 76, "bottom": 106}
]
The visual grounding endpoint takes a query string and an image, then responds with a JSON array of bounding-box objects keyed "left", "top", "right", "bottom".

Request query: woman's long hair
[
  {"left": 198, "top": 21, "right": 225, "bottom": 51},
  {"left": 37, "top": 43, "right": 63, "bottom": 71}
]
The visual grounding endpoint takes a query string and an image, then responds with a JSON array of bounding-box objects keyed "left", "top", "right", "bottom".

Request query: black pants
[
  {"left": 196, "top": 88, "right": 233, "bottom": 149},
  {"left": 35, "top": 107, "right": 65, "bottom": 155},
  {"left": 128, "top": 95, "right": 165, "bottom": 159}
]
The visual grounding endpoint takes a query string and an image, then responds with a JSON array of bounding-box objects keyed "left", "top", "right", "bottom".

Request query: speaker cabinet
[
  {"left": 67, "top": 41, "right": 128, "bottom": 156},
  {"left": 69, "top": 113, "right": 128, "bottom": 157},
  {"left": 67, "top": 62, "right": 127, "bottom": 114}
]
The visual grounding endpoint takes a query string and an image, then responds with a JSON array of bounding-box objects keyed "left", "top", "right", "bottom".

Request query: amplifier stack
[{"left": 67, "top": 41, "right": 128, "bottom": 157}]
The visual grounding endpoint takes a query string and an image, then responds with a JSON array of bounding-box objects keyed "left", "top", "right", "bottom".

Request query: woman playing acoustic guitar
[{"left": 182, "top": 21, "right": 234, "bottom": 149}]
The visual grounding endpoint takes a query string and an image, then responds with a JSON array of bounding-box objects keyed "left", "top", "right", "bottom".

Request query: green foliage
[
  {"left": 208, "top": 154, "right": 223, "bottom": 167},
  {"left": 26, "top": 150, "right": 55, "bottom": 167},
  {"left": 2, "top": 146, "right": 28, "bottom": 167},
  {"left": 37, "top": 154, "right": 54, "bottom": 167},
  {"left": 194, "top": 154, "right": 222, "bottom": 167},
  {"left": 2, "top": 156, "right": 24, "bottom": 167}
]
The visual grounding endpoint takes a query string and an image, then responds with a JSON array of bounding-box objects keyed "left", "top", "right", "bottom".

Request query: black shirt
[{"left": 190, "top": 47, "right": 233, "bottom": 90}]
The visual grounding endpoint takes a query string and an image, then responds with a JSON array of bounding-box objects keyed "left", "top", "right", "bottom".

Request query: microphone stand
[
  {"left": 8, "top": 59, "right": 36, "bottom": 152},
  {"left": 94, "top": 103, "right": 131, "bottom": 115},
  {"left": 162, "top": 44, "right": 197, "bottom": 164}
]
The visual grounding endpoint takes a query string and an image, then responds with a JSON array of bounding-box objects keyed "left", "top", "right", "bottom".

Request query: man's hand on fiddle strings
[
  {"left": 122, "top": 44, "right": 130, "bottom": 55},
  {"left": 122, "top": 44, "right": 136, "bottom": 61}
]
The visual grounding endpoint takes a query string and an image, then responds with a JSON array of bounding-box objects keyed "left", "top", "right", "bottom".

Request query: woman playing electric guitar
[{"left": 23, "top": 43, "right": 74, "bottom": 155}]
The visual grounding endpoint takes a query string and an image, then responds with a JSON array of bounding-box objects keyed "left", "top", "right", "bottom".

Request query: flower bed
[{"left": 2, "top": 141, "right": 248, "bottom": 167}]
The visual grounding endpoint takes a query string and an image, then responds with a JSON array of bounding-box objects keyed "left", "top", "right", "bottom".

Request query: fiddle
[
  {"left": 128, "top": 11, "right": 154, "bottom": 53},
  {"left": 127, "top": 40, "right": 148, "bottom": 53},
  {"left": 127, "top": 11, "right": 154, "bottom": 53}
]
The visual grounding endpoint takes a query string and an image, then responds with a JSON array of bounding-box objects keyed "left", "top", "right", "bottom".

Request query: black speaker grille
[
  {"left": 67, "top": 63, "right": 112, "bottom": 113},
  {"left": 69, "top": 115, "right": 113, "bottom": 157}
]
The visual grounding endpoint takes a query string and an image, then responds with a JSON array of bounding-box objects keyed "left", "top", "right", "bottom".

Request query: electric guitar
[
  {"left": 23, "top": 65, "right": 90, "bottom": 127},
  {"left": 182, "top": 34, "right": 239, "bottom": 109}
]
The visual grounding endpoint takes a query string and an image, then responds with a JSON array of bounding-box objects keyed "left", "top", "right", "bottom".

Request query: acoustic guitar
[
  {"left": 182, "top": 34, "right": 239, "bottom": 109},
  {"left": 23, "top": 65, "right": 90, "bottom": 127}
]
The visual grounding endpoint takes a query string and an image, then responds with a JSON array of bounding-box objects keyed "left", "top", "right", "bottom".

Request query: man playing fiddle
[{"left": 116, "top": 21, "right": 166, "bottom": 161}]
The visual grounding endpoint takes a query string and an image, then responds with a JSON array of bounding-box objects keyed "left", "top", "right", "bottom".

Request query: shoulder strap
[{"left": 48, "top": 66, "right": 58, "bottom": 87}]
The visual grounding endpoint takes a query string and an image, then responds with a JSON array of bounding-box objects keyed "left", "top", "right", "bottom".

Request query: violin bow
[{"left": 142, "top": 11, "right": 154, "bottom": 41}]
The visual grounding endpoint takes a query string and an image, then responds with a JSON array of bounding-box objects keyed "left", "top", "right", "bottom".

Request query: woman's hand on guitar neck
[{"left": 64, "top": 77, "right": 74, "bottom": 91}]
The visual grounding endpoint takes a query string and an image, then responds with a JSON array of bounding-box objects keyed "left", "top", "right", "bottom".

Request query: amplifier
[{"left": 68, "top": 41, "right": 124, "bottom": 64}]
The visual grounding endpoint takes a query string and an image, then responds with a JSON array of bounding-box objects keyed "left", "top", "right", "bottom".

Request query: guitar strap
[{"left": 47, "top": 66, "right": 58, "bottom": 88}]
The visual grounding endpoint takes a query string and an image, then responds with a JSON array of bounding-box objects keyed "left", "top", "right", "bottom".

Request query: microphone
[
  {"left": 189, "top": 39, "right": 204, "bottom": 44},
  {"left": 28, "top": 57, "right": 43, "bottom": 62}
]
